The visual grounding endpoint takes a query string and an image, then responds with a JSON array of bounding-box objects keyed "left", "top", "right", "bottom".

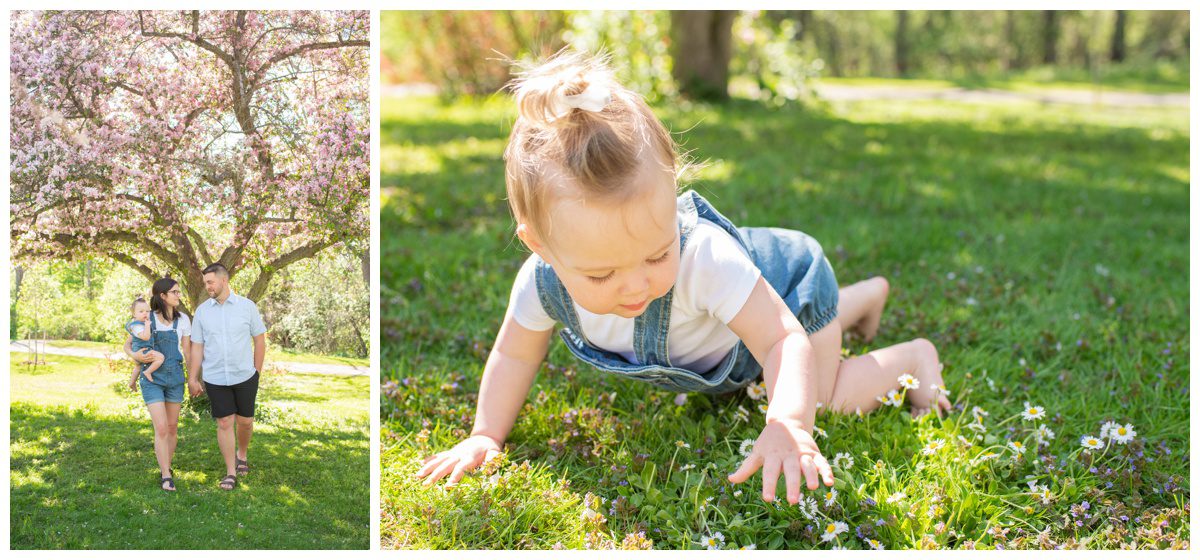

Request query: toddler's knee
[
  {"left": 910, "top": 337, "right": 938, "bottom": 363},
  {"left": 873, "top": 276, "right": 890, "bottom": 298}
]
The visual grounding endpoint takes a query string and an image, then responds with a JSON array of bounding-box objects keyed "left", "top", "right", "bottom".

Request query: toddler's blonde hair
[{"left": 503, "top": 50, "right": 682, "bottom": 240}]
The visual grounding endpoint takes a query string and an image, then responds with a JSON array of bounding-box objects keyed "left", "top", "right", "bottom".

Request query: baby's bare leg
[
  {"left": 827, "top": 338, "right": 951, "bottom": 418},
  {"left": 836, "top": 277, "right": 889, "bottom": 342},
  {"left": 142, "top": 351, "right": 165, "bottom": 380}
]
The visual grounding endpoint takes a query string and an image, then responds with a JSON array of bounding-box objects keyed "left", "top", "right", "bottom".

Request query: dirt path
[
  {"left": 9, "top": 341, "right": 369, "bottom": 377},
  {"left": 814, "top": 83, "right": 1189, "bottom": 107}
]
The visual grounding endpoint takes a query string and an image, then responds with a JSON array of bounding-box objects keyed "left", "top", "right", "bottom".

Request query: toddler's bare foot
[
  {"left": 852, "top": 277, "right": 888, "bottom": 342},
  {"left": 144, "top": 371, "right": 154, "bottom": 383},
  {"left": 902, "top": 339, "right": 952, "bottom": 418}
]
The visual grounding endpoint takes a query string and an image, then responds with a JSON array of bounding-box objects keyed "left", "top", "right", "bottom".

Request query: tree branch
[
  {"left": 245, "top": 239, "right": 336, "bottom": 303},
  {"left": 257, "top": 39, "right": 369, "bottom": 79}
]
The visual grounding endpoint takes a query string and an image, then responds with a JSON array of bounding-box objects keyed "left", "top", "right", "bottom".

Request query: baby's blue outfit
[
  {"left": 534, "top": 190, "right": 839, "bottom": 395},
  {"left": 126, "top": 319, "right": 155, "bottom": 373}
]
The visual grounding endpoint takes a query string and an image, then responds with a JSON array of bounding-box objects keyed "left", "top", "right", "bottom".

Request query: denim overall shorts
[
  {"left": 138, "top": 313, "right": 187, "bottom": 405},
  {"left": 534, "top": 190, "right": 839, "bottom": 395}
]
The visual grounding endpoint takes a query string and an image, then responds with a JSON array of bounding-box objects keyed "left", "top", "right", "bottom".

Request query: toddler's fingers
[
  {"left": 813, "top": 454, "right": 835, "bottom": 487},
  {"left": 938, "top": 395, "right": 952, "bottom": 413},
  {"left": 727, "top": 452, "right": 763, "bottom": 484},
  {"left": 800, "top": 454, "right": 819, "bottom": 491},
  {"left": 446, "top": 463, "right": 468, "bottom": 487},
  {"left": 761, "top": 458, "right": 782, "bottom": 502},
  {"left": 423, "top": 459, "right": 456, "bottom": 486},
  {"left": 417, "top": 454, "right": 451, "bottom": 482},
  {"left": 783, "top": 456, "right": 802, "bottom": 504}
]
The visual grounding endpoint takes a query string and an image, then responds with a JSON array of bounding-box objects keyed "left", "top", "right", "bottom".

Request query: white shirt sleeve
[
  {"left": 129, "top": 323, "right": 146, "bottom": 337},
  {"left": 508, "top": 254, "right": 557, "bottom": 332},
  {"left": 177, "top": 313, "right": 192, "bottom": 338},
  {"left": 682, "top": 221, "right": 762, "bottom": 325}
]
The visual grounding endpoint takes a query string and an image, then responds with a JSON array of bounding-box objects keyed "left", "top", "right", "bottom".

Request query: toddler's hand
[
  {"left": 128, "top": 378, "right": 137, "bottom": 391},
  {"left": 414, "top": 434, "right": 502, "bottom": 486},
  {"left": 727, "top": 418, "right": 834, "bottom": 504}
]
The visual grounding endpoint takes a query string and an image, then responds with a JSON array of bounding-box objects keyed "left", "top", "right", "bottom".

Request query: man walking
[{"left": 189, "top": 263, "right": 267, "bottom": 490}]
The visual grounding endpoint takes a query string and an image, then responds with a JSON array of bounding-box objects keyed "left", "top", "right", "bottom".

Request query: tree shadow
[{"left": 10, "top": 402, "right": 369, "bottom": 549}]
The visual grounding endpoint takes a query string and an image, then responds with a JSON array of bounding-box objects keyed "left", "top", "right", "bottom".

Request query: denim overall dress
[
  {"left": 126, "top": 320, "right": 155, "bottom": 373},
  {"left": 534, "top": 190, "right": 839, "bottom": 395},
  {"left": 138, "top": 313, "right": 187, "bottom": 404}
]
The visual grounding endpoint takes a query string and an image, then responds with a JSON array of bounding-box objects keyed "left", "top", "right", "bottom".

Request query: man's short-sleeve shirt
[{"left": 191, "top": 293, "right": 267, "bottom": 386}]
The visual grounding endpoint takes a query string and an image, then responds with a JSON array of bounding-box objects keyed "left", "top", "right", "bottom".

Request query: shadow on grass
[{"left": 9, "top": 402, "right": 369, "bottom": 550}]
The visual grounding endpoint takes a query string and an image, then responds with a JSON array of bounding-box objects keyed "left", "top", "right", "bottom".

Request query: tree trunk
[
  {"left": 670, "top": 11, "right": 736, "bottom": 101},
  {"left": 1110, "top": 11, "right": 1127, "bottom": 63},
  {"left": 1042, "top": 10, "right": 1059, "bottom": 64},
  {"left": 361, "top": 248, "right": 370, "bottom": 289},
  {"left": 11, "top": 266, "right": 24, "bottom": 338},
  {"left": 895, "top": 11, "right": 910, "bottom": 77}
]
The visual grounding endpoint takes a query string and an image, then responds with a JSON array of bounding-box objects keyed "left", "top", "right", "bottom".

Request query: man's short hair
[{"left": 202, "top": 263, "right": 230, "bottom": 279}]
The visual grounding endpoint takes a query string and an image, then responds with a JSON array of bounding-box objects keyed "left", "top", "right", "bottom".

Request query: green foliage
[
  {"left": 10, "top": 246, "right": 369, "bottom": 358},
  {"left": 260, "top": 246, "right": 370, "bottom": 358},
  {"left": 382, "top": 11, "right": 567, "bottom": 99},
  {"left": 563, "top": 11, "right": 676, "bottom": 103},
  {"left": 730, "top": 13, "right": 824, "bottom": 105},
  {"left": 379, "top": 93, "right": 1188, "bottom": 549},
  {"left": 9, "top": 354, "right": 369, "bottom": 549}
]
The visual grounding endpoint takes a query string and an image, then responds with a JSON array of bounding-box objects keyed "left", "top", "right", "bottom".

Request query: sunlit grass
[{"left": 380, "top": 93, "right": 1188, "bottom": 549}]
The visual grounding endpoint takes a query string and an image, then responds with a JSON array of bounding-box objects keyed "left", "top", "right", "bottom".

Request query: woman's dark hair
[{"left": 150, "top": 277, "right": 183, "bottom": 322}]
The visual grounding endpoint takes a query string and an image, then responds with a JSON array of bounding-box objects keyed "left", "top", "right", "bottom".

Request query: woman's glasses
[{"left": 168, "top": 289, "right": 182, "bottom": 295}]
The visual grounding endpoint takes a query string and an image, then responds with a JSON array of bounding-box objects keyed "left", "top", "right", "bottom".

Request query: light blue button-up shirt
[{"left": 191, "top": 292, "right": 267, "bottom": 386}]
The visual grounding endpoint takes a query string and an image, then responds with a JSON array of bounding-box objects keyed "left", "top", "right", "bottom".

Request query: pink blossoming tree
[{"left": 10, "top": 10, "right": 369, "bottom": 309}]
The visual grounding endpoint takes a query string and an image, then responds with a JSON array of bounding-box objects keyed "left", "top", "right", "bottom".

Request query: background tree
[
  {"left": 670, "top": 11, "right": 736, "bottom": 100},
  {"left": 10, "top": 10, "right": 370, "bottom": 309}
]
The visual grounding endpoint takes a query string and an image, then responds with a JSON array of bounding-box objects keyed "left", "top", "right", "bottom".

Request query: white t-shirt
[
  {"left": 509, "top": 218, "right": 761, "bottom": 372},
  {"left": 148, "top": 311, "right": 192, "bottom": 355}
]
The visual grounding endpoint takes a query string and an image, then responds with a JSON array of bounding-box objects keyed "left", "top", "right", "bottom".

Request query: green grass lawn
[
  {"left": 380, "top": 93, "right": 1188, "bottom": 549},
  {"left": 815, "top": 61, "right": 1189, "bottom": 94},
  {"left": 9, "top": 353, "right": 369, "bottom": 549},
  {"left": 16, "top": 339, "right": 368, "bottom": 368}
]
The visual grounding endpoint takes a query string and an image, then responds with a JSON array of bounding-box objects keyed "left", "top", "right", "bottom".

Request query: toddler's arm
[
  {"left": 415, "top": 307, "right": 553, "bottom": 485},
  {"left": 131, "top": 321, "right": 152, "bottom": 341},
  {"left": 725, "top": 277, "right": 834, "bottom": 503}
]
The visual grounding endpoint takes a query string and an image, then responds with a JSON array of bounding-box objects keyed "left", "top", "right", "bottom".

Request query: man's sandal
[
  {"left": 219, "top": 474, "right": 237, "bottom": 491},
  {"left": 235, "top": 457, "right": 249, "bottom": 476}
]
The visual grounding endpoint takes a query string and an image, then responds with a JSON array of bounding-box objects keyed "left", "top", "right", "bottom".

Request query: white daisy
[
  {"left": 898, "top": 373, "right": 919, "bottom": 390},
  {"left": 823, "top": 487, "right": 839, "bottom": 507},
  {"left": 974, "top": 451, "right": 999, "bottom": 464},
  {"left": 833, "top": 452, "right": 854, "bottom": 471},
  {"left": 675, "top": 440, "right": 690, "bottom": 449},
  {"left": 746, "top": 382, "right": 767, "bottom": 400},
  {"left": 866, "top": 538, "right": 885, "bottom": 550},
  {"left": 1032, "top": 485, "right": 1052, "bottom": 505},
  {"left": 922, "top": 439, "right": 945, "bottom": 456},
  {"left": 738, "top": 439, "right": 755, "bottom": 458},
  {"left": 967, "top": 422, "right": 987, "bottom": 433},
  {"left": 1035, "top": 424, "right": 1056, "bottom": 445},
  {"left": 758, "top": 403, "right": 769, "bottom": 414},
  {"left": 797, "top": 496, "right": 819, "bottom": 519},
  {"left": 734, "top": 405, "right": 750, "bottom": 423},
  {"left": 1008, "top": 440, "right": 1026, "bottom": 455},
  {"left": 701, "top": 532, "right": 725, "bottom": 550},
  {"left": 679, "top": 463, "right": 696, "bottom": 471},
  {"left": 813, "top": 426, "right": 827, "bottom": 439},
  {"left": 820, "top": 521, "right": 849, "bottom": 542},
  {"left": 1080, "top": 435, "right": 1104, "bottom": 450},
  {"left": 930, "top": 383, "right": 950, "bottom": 396},
  {"left": 886, "top": 491, "right": 907, "bottom": 504},
  {"left": 1099, "top": 420, "right": 1119, "bottom": 439},
  {"left": 888, "top": 391, "right": 905, "bottom": 407},
  {"left": 1020, "top": 402, "right": 1045, "bottom": 421},
  {"left": 1111, "top": 423, "right": 1136, "bottom": 444}
]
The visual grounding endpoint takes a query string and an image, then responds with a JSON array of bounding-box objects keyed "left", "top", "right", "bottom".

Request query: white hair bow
[{"left": 551, "top": 83, "right": 611, "bottom": 120}]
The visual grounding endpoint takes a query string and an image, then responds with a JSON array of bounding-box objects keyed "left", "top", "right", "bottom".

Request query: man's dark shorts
[{"left": 205, "top": 371, "right": 260, "bottom": 419}]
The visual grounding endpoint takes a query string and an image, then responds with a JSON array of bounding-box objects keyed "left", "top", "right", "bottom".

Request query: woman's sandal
[
  {"left": 235, "top": 457, "right": 249, "bottom": 476},
  {"left": 160, "top": 476, "right": 175, "bottom": 492},
  {"left": 219, "top": 474, "right": 237, "bottom": 491}
]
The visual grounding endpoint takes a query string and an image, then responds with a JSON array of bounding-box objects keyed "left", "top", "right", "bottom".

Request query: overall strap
[{"left": 631, "top": 192, "right": 700, "bottom": 366}]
